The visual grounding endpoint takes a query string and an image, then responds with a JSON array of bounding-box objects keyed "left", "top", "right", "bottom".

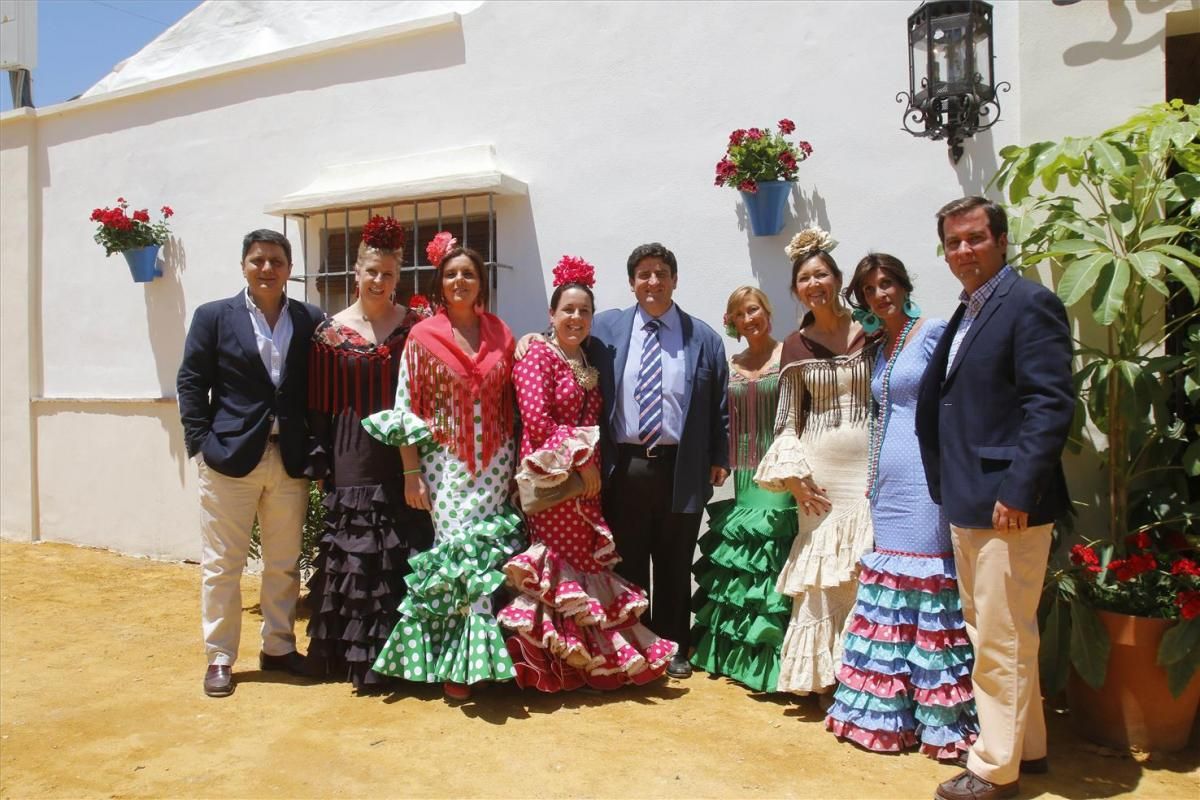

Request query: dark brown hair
[
  {"left": 847, "top": 253, "right": 914, "bottom": 311},
  {"left": 789, "top": 249, "right": 841, "bottom": 299},
  {"left": 427, "top": 246, "right": 490, "bottom": 309},
  {"left": 936, "top": 196, "right": 1008, "bottom": 243}
]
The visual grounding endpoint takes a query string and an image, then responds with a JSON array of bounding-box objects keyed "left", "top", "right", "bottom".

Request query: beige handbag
[{"left": 517, "top": 471, "right": 586, "bottom": 515}]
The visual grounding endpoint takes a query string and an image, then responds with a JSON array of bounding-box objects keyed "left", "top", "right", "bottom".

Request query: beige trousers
[
  {"left": 198, "top": 442, "right": 308, "bottom": 667},
  {"left": 951, "top": 523, "right": 1052, "bottom": 785}
]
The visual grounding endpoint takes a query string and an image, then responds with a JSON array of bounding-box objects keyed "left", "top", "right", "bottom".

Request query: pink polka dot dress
[{"left": 498, "top": 339, "right": 677, "bottom": 691}]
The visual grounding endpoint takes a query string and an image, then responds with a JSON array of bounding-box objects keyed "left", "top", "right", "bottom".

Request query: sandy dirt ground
[{"left": 1, "top": 540, "right": 1197, "bottom": 800}]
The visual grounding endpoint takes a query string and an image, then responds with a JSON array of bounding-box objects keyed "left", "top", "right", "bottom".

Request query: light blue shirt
[
  {"left": 617, "top": 303, "right": 685, "bottom": 444},
  {"left": 243, "top": 289, "right": 292, "bottom": 436},
  {"left": 946, "top": 264, "right": 1013, "bottom": 377}
]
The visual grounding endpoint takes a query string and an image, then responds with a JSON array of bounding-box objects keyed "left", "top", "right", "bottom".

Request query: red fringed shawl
[
  {"left": 308, "top": 322, "right": 401, "bottom": 418},
  {"left": 404, "top": 309, "right": 515, "bottom": 474}
]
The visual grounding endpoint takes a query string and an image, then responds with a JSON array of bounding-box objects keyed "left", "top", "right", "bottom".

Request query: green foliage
[{"left": 249, "top": 482, "right": 326, "bottom": 576}]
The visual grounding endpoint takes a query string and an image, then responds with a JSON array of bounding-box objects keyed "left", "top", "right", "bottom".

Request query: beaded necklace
[{"left": 865, "top": 316, "right": 918, "bottom": 500}]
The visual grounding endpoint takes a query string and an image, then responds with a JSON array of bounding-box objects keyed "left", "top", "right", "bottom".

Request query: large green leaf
[
  {"left": 1069, "top": 600, "right": 1111, "bottom": 689},
  {"left": 1128, "top": 251, "right": 1170, "bottom": 296},
  {"left": 1039, "top": 593, "right": 1072, "bottom": 697},
  {"left": 1140, "top": 224, "right": 1193, "bottom": 242},
  {"left": 1175, "top": 172, "right": 1200, "bottom": 199},
  {"left": 1090, "top": 258, "right": 1131, "bottom": 326},
  {"left": 1057, "top": 254, "right": 1110, "bottom": 307},
  {"left": 1155, "top": 245, "right": 1200, "bottom": 302},
  {"left": 1008, "top": 142, "right": 1054, "bottom": 203},
  {"left": 1092, "top": 139, "right": 1129, "bottom": 177},
  {"left": 1160, "top": 618, "right": 1200, "bottom": 697},
  {"left": 1110, "top": 202, "right": 1136, "bottom": 239}
]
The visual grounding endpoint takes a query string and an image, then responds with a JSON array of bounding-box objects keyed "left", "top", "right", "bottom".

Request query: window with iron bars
[{"left": 281, "top": 193, "right": 500, "bottom": 315}]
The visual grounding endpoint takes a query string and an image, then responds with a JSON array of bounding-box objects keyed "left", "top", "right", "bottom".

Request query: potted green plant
[
  {"left": 714, "top": 119, "right": 812, "bottom": 236},
  {"left": 89, "top": 198, "right": 174, "bottom": 282},
  {"left": 991, "top": 99, "right": 1200, "bottom": 750}
]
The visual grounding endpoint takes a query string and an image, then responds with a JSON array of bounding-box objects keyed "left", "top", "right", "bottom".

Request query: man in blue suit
[
  {"left": 916, "top": 198, "right": 1073, "bottom": 800},
  {"left": 177, "top": 229, "right": 324, "bottom": 697},
  {"left": 588, "top": 243, "right": 730, "bottom": 679}
]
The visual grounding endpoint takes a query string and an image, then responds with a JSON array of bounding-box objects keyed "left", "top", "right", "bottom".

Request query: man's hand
[
  {"left": 579, "top": 463, "right": 602, "bottom": 498},
  {"left": 514, "top": 332, "right": 546, "bottom": 361},
  {"left": 992, "top": 500, "right": 1028, "bottom": 532},
  {"left": 784, "top": 476, "right": 832, "bottom": 516},
  {"left": 709, "top": 465, "right": 729, "bottom": 487}
]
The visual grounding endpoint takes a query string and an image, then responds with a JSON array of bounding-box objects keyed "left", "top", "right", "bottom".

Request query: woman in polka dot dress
[
  {"left": 362, "top": 239, "right": 524, "bottom": 702},
  {"left": 498, "top": 257, "right": 676, "bottom": 691}
]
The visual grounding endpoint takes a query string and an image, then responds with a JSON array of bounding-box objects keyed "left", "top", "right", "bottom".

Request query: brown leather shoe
[
  {"left": 934, "top": 770, "right": 1018, "bottom": 800},
  {"left": 259, "top": 650, "right": 307, "bottom": 676},
  {"left": 204, "top": 664, "right": 234, "bottom": 697},
  {"left": 1019, "top": 757, "right": 1049, "bottom": 775}
]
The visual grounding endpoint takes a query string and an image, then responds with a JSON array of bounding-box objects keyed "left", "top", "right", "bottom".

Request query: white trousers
[
  {"left": 198, "top": 442, "right": 308, "bottom": 667},
  {"left": 951, "top": 523, "right": 1052, "bottom": 786}
]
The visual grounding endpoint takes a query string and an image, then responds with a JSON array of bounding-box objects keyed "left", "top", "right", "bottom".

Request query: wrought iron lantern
[{"left": 897, "top": 0, "right": 1010, "bottom": 163}]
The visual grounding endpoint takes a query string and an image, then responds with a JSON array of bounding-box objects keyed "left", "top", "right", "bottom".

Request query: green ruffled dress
[
  {"left": 691, "top": 359, "right": 797, "bottom": 691},
  {"left": 362, "top": 356, "right": 524, "bottom": 686}
]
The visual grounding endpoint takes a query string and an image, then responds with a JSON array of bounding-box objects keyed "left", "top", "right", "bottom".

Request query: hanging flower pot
[
  {"left": 122, "top": 245, "right": 163, "bottom": 283},
  {"left": 741, "top": 180, "right": 793, "bottom": 237},
  {"left": 714, "top": 120, "right": 812, "bottom": 238}
]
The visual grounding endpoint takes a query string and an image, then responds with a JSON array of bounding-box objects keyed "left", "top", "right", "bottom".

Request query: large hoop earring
[
  {"left": 851, "top": 307, "right": 882, "bottom": 334},
  {"left": 903, "top": 298, "right": 921, "bottom": 319}
]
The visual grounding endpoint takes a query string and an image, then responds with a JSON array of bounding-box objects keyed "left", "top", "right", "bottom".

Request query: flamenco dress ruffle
[
  {"left": 691, "top": 470, "right": 796, "bottom": 692},
  {"left": 825, "top": 548, "right": 978, "bottom": 760},
  {"left": 363, "top": 406, "right": 524, "bottom": 686},
  {"left": 498, "top": 423, "right": 675, "bottom": 691}
]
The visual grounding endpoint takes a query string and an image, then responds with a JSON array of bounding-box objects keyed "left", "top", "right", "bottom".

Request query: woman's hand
[
  {"left": 404, "top": 472, "right": 432, "bottom": 511},
  {"left": 784, "top": 476, "right": 832, "bottom": 516},
  {"left": 514, "top": 332, "right": 546, "bottom": 360},
  {"left": 578, "top": 462, "right": 601, "bottom": 498}
]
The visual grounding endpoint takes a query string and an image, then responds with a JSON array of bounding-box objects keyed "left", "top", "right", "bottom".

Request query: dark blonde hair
[{"left": 725, "top": 286, "right": 774, "bottom": 320}]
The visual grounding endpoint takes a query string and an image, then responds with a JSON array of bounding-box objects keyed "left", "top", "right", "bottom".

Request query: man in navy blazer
[
  {"left": 587, "top": 243, "right": 730, "bottom": 679},
  {"left": 916, "top": 198, "right": 1073, "bottom": 800},
  {"left": 177, "top": 229, "right": 324, "bottom": 697}
]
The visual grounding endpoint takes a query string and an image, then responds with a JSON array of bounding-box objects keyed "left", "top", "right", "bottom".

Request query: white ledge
[{"left": 265, "top": 144, "right": 528, "bottom": 216}]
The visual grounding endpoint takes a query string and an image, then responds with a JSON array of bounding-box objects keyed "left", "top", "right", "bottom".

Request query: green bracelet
[{"left": 403, "top": 468, "right": 421, "bottom": 475}]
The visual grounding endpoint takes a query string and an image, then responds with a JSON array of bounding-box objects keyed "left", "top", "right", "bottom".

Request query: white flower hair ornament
[{"left": 785, "top": 227, "right": 838, "bottom": 262}]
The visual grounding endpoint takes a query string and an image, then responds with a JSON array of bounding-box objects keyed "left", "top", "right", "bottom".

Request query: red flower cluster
[
  {"left": 362, "top": 215, "right": 405, "bottom": 252},
  {"left": 89, "top": 197, "right": 174, "bottom": 256},
  {"left": 1108, "top": 552, "right": 1158, "bottom": 581},
  {"left": 716, "top": 117, "right": 812, "bottom": 191},
  {"left": 714, "top": 157, "right": 738, "bottom": 185},
  {"left": 738, "top": 179, "right": 757, "bottom": 193},
  {"left": 425, "top": 231, "right": 457, "bottom": 267},
  {"left": 1178, "top": 590, "right": 1200, "bottom": 620},
  {"left": 1171, "top": 559, "right": 1200, "bottom": 578},
  {"left": 745, "top": 127, "right": 765, "bottom": 141},
  {"left": 779, "top": 151, "right": 798, "bottom": 171},
  {"left": 1069, "top": 543, "right": 1102, "bottom": 573},
  {"left": 1126, "top": 531, "right": 1152, "bottom": 550},
  {"left": 132, "top": 209, "right": 150, "bottom": 223},
  {"left": 407, "top": 294, "right": 433, "bottom": 319},
  {"left": 552, "top": 255, "right": 596, "bottom": 289},
  {"left": 778, "top": 118, "right": 796, "bottom": 134},
  {"left": 90, "top": 206, "right": 133, "bottom": 231},
  {"left": 161, "top": 205, "right": 174, "bottom": 217},
  {"left": 798, "top": 140, "right": 814, "bottom": 157},
  {"left": 729, "top": 129, "right": 748, "bottom": 146}
]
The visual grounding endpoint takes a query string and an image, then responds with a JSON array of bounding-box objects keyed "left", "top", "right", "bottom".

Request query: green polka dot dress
[{"left": 363, "top": 357, "right": 524, "bottom": 685}]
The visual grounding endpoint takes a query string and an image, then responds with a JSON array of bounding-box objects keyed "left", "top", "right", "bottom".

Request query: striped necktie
[{"left": 636, "top": 318, "right": 663, "bottom": 447}]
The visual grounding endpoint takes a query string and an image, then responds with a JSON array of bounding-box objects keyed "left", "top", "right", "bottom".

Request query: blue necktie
[{"left": 636, "top": 319, "right": 663, "bottom": 447}]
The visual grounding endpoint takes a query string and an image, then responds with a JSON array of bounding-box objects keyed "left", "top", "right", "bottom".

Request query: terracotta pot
[{"left": 1066, "top": 609, "right": 1200, "bottom": 751}]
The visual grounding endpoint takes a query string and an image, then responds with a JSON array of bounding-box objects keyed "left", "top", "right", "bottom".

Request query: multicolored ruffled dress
[
  {"left": 825, "top": 318, "right": 978, "bottom": 760},
  {"left": 362, "top": 310, "right": 524, "bottom": 686},
  {"left": 498, "top": 339, "right": 676, "bottom": 690},
  {"left": 304, "top": 315, "right": 436, "bottom": 691},
  {"left": 690, "top": 351, "right": 797, "bottom": 691},
  {"left": 754, "top": 329, "right": 876, "bottom": 694}
]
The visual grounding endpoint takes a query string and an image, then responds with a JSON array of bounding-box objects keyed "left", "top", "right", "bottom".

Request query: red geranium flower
[
  {"left": 746, "top": 127, "right": 765, "bottom": 141},
  {"left": 1171, "top": 559, "right": 1200, "bottom": 578},
  {"left": 778, "top": 118, "right": 796, "bottom": 134},
  {"left": 1109, "top": 553, "right": 1157, "bottom": 581},
  {"left": 1070, "top": 543, "right": 1102, "bottom": 573},
  {"left": 1125, "top": 531, "right": 1151, "bottom": 550},
  {"left": 132, "top": 209, "right": 150, "bottom": 223},
  {"left": 729, "top": 129, "right": 748, "bottom": 146},
  {"left": 425, "top": 231, "right": 457, "bottom": 267},
  {"left": 1177, "top": 590, "right": 1200, "bottom": 620},
  {"left": 161, "top": 205, "right": 174, "bottom": 218},
  {"left": 738, "top": 179, "right": 757, "bottom": 193},
  {"left": 798, "top": 141, "right": 814, "bottom": 156}
]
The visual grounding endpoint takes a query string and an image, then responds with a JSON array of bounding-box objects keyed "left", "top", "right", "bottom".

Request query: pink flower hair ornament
[
  {"left": 362, "top": 215, "right": 405, "bottom": 251},
  {"left": 552, "top": 255, "right": 596, "bottom": 289},
  {"left": 426, "top": 231, "right": 457, "bottom": 267}
]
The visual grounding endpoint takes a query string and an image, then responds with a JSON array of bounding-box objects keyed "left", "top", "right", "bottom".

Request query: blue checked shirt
[{"left": 945, "top": 265, "right": 1013, "bottom": 377}]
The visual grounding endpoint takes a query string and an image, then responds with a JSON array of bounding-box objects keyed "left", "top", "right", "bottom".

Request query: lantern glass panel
[
  {"left": 930, "top": 11, "right": 971, "bottom": 96},
  {"left": 972, "top": 11, "right": 993, "bottom": 98},
  {"left": 911, "top": 23, "right": 930, "bottom": 103}
]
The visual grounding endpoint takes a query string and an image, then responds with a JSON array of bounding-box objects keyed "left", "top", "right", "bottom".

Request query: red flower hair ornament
[
  {"left": 407, "top": 293, "right": 434, "bottom": 319},
  {"left": 426, "top": 231, "right": 457, "bottom": 267},
  {"left": 552, "top": 255, "right": 596, "bottom": 289},
  {"left": 361, "top": 215, "right": 404, "bottom": 252}
]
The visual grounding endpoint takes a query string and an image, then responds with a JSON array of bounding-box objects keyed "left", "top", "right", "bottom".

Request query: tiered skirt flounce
[
  {"left": 690, "top": 476, "right": 796, "bottom": 692},
  {"left": 825, "top": 548, "right": 978, "bottom": 760},
  {"left": 498, "top": 523, "right": 676, "bottom": 691},
  {"left": 371, "top": 508, "right": 524, "bottom": 685},
  {"left": 304, "top": 481, "right": 434, "bottom": 690}
]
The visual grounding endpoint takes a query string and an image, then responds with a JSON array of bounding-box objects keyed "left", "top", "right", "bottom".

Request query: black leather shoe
[
  {"left": 259, "top": 650, "right": 307, "bottom": 676},
  {"left": 666, "top": 655, "right": 692, "bottom": 679},
  {"left": 204, "top": 665, "right": 234, "bottom": 697},
  {"left": 1020, "top": 757, "right": 1049, "bottom": 775}
]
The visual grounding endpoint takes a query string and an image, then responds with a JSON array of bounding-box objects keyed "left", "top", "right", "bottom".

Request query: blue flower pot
[
  {"left": 740, "top": 180, "right": 793, "bottom": 236},
  {"left": 123, "top": 245, "right": 163, "bottom": 282}
]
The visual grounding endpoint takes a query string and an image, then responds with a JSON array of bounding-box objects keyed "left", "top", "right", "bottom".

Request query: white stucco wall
[{"left": 0, "top": 0, "right": 1190, "bottom": 559}]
